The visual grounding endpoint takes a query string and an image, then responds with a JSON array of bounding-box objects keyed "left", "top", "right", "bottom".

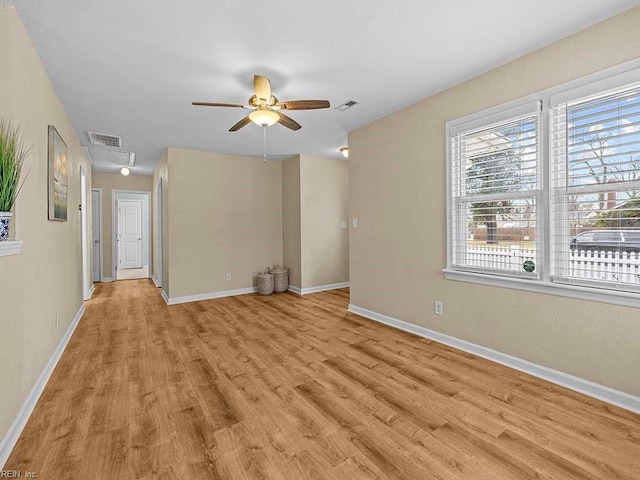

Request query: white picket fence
[
  {"left": 465, "top": 245, "right": 640, "bottom": 283},
  {"left": 568, "top": 249, "right": 640, "bottom": 283},
  {"left": 465, "top": 246, "right": 536, "bottom": 272}
]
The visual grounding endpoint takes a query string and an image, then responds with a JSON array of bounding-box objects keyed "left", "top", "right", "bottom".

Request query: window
[
  {"left": 552, "top": 83, "right": 640, "bottom": 292},
  {"left": 446, "top": 62, "right": 640, "bottom": 305},
  {"left": 450, "top": 105, "right": 541, "bottom": 277}
]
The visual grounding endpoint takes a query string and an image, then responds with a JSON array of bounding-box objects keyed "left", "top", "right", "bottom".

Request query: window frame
[
  {"left": 444, "top": 58, "right": 640, "bottom": 309},
  {"left": 449, "top": 102, "right": 543, "bottom": 279}
]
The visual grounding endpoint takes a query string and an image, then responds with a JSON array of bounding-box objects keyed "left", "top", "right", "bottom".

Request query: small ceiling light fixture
[
  {"left": 249, "top": 109, "right": 280, "bottom": 127},
  {"left": 340, "top": 147, "right": 349, "bottom": 158},
  {"left": 120, "top": 167, "right": 130, "bottom": 176}
]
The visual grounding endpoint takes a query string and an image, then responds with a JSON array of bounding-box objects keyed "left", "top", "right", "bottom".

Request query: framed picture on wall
[{"left": 48, "top": 125, "right": 67, "bottom": 221}]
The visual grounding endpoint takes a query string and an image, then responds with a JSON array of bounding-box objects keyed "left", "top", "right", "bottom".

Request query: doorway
[
  {"left": 154, "top": 179, "right": 163, "bottom": 287},
  {"left": 80, "top": 167, "right": 92, "bottom": 300},
  {"left": 91, "top": 188, "right": 103, "bottom": 282},
  {"left": 112, "top": 190, "right": 151, "bottom": 281}
]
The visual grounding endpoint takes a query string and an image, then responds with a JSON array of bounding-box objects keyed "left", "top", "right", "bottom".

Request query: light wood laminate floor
[{"left": 5, "top": 280, "right": 640, "bottom": 479}]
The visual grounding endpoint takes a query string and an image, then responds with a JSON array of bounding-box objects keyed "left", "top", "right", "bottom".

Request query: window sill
[
  {"left": 0, "top": 240, "right": 23, "bottom": 257},
  {"left": 443, "top": 268, "right": 640, "bottom": 309}
]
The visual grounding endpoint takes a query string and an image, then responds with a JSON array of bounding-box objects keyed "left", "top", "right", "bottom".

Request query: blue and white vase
[{"left": 0, "top": 212, "right": 12, "bottom": 241}]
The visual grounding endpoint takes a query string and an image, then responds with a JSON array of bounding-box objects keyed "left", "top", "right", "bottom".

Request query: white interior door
[
  {"left": 118, "top": 199, "right": 143, "bottom": 270},
  {"left": 91, "top": 190, "right": 101, "bottom": 282}
]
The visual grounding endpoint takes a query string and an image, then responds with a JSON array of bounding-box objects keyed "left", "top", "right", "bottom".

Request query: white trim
[
  {"left": 443, "top": 268, "right": 640, "bottom": 309},
  {"left": 448, "top": 99, "right": 540, "bottom": 136},
  {"left": 162, "top": 283, "right": 350, "bottom": 304},
  {"left": 347, "top": 304, "right": 640, "bottom": 415},
  {"left": 111, "top": 189, "right": 152, "bottom": 281},
  {"left": 80, "top": 167, "right": 91, "bottom": 301},
  {"left": 150, "top": 274, "right": 161, "bottom": 288},
  {"left": 0, "top": 240, "right": 23, "bottom": 257},
  {"left": 101, "top": 277, "right": 114, "bottom": 283},
  {"left": 445, "top": 59, "right": 640, "bottom": 306},
  {"left": 154, "top": 179, "right": 163, "bottom": 288},
  {"left": 0, "top": 304, "right": 85, "bottom": 469},
  {"left": 161, "top": 289, "right": 169, "bottom": 304},
  {"left": 91, "top": 188, "right": 104, "bottom": 283},
  {"left": 86, "top": 285, "right": 95, "bottom": 300},
  {"left": 549, "top": 63, "right": 640, "bottom": 106},
  {"left": 291, "top": 282, "right": 350, "bottom": 295},
  {"left": 162, "top": 287, "right": 258, "bottom": 305}
]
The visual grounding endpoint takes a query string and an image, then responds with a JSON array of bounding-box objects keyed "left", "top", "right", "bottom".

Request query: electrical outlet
[
  {"left": 352, "top": 218, "right": 358, "bottom": 228},
  {"left": 226, "top": 273, "right": 231, "bottom": 281},
  {"left": 434, "top": 301, "right": 443, "bottom": 316},
  {"left": 55, "top": 314, "right": 60, "bottom": 328}
]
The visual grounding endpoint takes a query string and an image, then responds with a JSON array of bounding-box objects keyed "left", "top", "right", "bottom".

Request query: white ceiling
[{"left": 6, "top": 0, "right": 640, "bottom": 175}]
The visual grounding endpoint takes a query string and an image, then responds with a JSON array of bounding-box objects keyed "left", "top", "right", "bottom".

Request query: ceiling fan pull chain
[{"left": 263, "top": 126, "right": 267, "bottom": 163}]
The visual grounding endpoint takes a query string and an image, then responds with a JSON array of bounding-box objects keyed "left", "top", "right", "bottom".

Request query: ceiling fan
[{"left": 193, "top": 75, "right": 330, "bottom": 132}]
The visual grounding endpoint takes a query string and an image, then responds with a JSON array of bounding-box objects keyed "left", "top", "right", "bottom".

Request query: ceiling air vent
[
  {"left": 87, "top": 131, "right": 122, "bottom": 148},
  {"left": 85, "top": 147, "right": 135, "bottom": 168},
  {"left": 335, "top": 99, "right": 359, "bottom": 111}
]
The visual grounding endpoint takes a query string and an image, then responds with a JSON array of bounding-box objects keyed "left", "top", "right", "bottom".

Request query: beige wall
[
  {"left": 166, "top": 148, "right": 283, "bottom": 299},
  {"left": 350, "top": 7, "right": 640, "bottom": 397},
  {"left": 282, "top": 156, "right": 302, "bottom": 288},
  {"left": 152, "top": 150, "right": 169, "bottom": 291},
  {"left": 91, "top": 172, "right": 153, "bottom": 279},
  {"left": 300, "top": 155, "right": 349, "bottom": 289},
  {"left": 0, "top": 7, "right": 91, "bottom": 440}
]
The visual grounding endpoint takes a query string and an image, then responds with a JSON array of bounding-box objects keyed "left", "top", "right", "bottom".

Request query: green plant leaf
[{"left": 0, "top": 119, "right": 30, "bottom": 212}]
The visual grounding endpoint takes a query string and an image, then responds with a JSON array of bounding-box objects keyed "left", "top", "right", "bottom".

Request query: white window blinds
[
  {"left": 551, "top": 84, "right": 640, "bottom": 292},
  {"left": 450, "top": 108, "right": 541, "bottom": 277}
]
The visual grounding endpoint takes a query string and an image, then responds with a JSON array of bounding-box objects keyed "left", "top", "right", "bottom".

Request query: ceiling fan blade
[
  {"left": 280, "top": 100, "right": 330, "bottom": 110},
  {"left": 229, "top": 116, "right": 252, "bottom": 132},
  {"left": 277, "top": 113, "right": 302, "bottom": 131},
  {"left": 192, "top": 102, "right": 246, "bottom": 108},
  {"left": 254, "top": 75, "right": 271, "bottom": 102}
]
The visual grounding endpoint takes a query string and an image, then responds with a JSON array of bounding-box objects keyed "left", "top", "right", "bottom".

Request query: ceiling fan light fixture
[
  {"left": 249, "top": 109, "right": 279, "bottom": 127},
  {"left": 340, "top": 147, "right": 349, "bottom": 158},
  {"left": 120, "top": 167, "right": 130, "bottom": 176}
]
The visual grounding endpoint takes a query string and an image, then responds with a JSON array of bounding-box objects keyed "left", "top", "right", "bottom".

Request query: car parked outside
[{"left": 569, "top": 230, "right": 640, "bottom": 252}]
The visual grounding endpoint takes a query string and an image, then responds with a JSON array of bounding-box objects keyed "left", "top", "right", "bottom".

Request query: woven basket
[
  {"left": 272, "top": 268, "right": 289, "bottom": 293},
  {"left": 257, "top": 273, "right": 274, "bottom": 295}
]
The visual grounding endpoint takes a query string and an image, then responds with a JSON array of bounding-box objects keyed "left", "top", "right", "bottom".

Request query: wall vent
[
  {"left": 87, "top": 131, "right": 122, "bottom": 148},
  {"left": 335, "top": 99, "right": 359, "bottom": 111}
]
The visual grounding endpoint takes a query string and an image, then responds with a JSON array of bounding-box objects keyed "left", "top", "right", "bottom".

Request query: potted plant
[{"left": 0, "top": 119, "right": 29, "bottom": 240}]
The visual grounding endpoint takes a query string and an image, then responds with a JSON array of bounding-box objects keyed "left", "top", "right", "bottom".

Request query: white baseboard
[
  {"left": 85, "top": 284, "right": 95, "bottom": 300},
  {"left": 0, "top": 304, "right": 85, "bottom": 469},
  {"left": 161, "top": 290, "right": 169, "bottom": 304},
  {"left": 150, "top": 274, "right": 161, "bottom": 288},
  {"left": 101, "top": 277, "right": 114, "bottom": 283},
  {"left": 348, "top": 304, "right": 640, "bottom": 415},
  {"left": 289, "top": 282, "right": 350, "bottom": 296},
  {"left": 164, "top": 282, "right": 350, "bottom": 303},
  {"left": 162, "top": 287, "right": 258, "bottom": 305}
]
